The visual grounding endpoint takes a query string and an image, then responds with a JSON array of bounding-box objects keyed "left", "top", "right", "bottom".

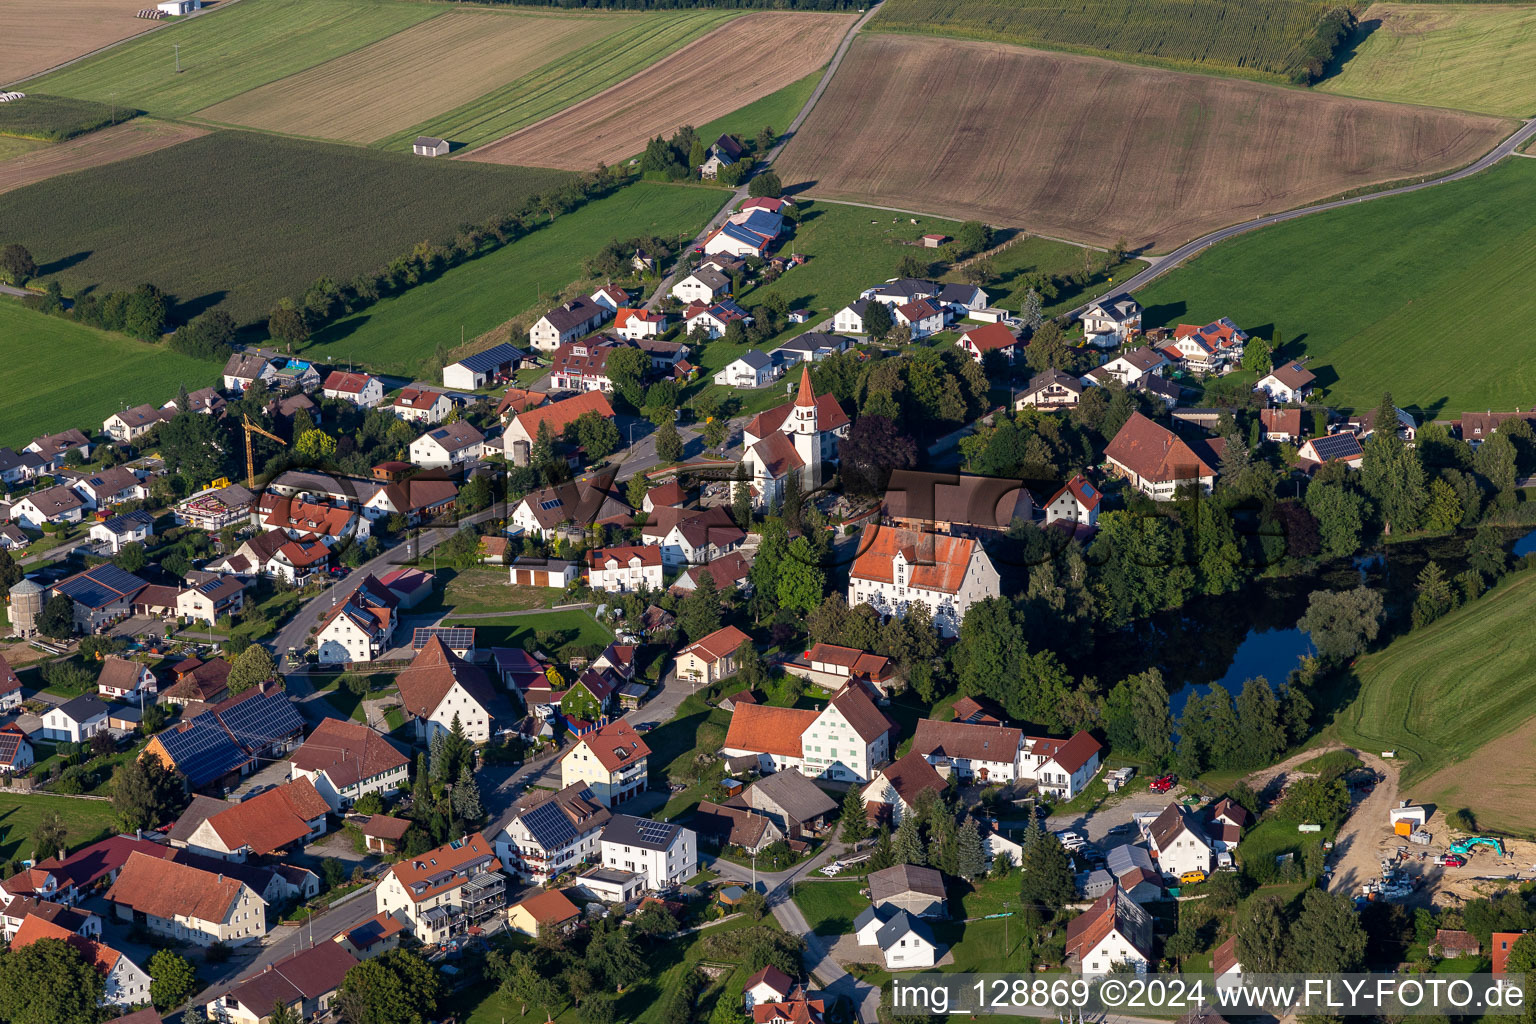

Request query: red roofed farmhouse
[
  {"left": 847, "top": 525, "right": 999, "bottom": 637},
  {"left": 105, "top": 852, "right": 267, "bottom": 946},
  {"left": 1104, "top": 412, "right": 1216, "bottom": 499}
]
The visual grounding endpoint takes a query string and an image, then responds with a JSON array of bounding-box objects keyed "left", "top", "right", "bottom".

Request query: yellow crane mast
[{"left": 242, "top": 414, "right": 286, "bottom": 490}]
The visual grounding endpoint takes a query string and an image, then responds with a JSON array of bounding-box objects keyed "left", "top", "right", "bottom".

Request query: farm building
[
  {"left": 413, "top": 137, "right": 449, "bottom": 157},
  {"left": 443, "top": 344, "right": 527, "bottom": 390},
  {"left": 157, "top": 0, "right": 200, "bottom": 14}
]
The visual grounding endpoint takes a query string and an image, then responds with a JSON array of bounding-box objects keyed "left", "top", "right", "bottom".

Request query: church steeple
[{"left": 794, "top": 364, "right": 816, "bottom": 408}]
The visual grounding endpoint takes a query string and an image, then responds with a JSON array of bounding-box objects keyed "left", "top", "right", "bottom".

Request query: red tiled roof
[
  {"left": 1213, "top": 935, "right": 1239, "bottom": 975},
  {"left": 723, "top": 704, "right": 818, "bottom": 759},
  {"left": 1046, "top": 473, "right": 1102, "bottom": 512},
  {"left": 387, "top": 832, "right": 500, "bottom": 904},
  {"left": 959, "top": 322, "right": 1020, "bottom": 353},
  {"left": 396, "top": 636, "right": 499, "bottom": 721},
  {"left": 744, "top": 964, "right": 795, "bottom": 999},
  {"left": 1491, "top": 932, "right": 1525, "bottom": 975},
  {"left": 1105, "top": 412, "right": 1216, "bottom": 483},
  {"left": 1036, "top": 730, "right": 1102, "bottom": 773},
  {"left": 588, "top": 545, "right": 663, "bottom": 570},
  {"left": 911, "top": 718, "right": 1021, "bottom": 763},
  {"left": 290, "top": 718, "right": 407, "bottom": 790},
  {"left": 683, "top": 625, "right": 751, "bottom": 663},
  {"left": 12, "top": 915, "right": 124, "bottom": 976},
  {"left": 323, "top": 371, "right": 375, "bottom": 395},
  {"left": 205, "top": 778, "right": 328, "bottom": 854},
  {"left": 870, "top": 751, "right": 947, "bottom": 807},
  {"left": 572, "top": 719, "right": 651, "bottom": 773},
  {"left": 512, "top": 888, "right": 580, "bottom": 925},
  {"left": 1260, "top": 408, "right": 1303, "bottom": 436},
  {"left": 512, "top": 391, "right": 615, "bottom": 439},
  {"left": 105, "top": 851, "right": 248, "bottom": 922},
  {"left": 0, "top": 653, "right": 19, "bottom": 697},
  {"left": 850, "top": 525, "right": 978, "bottom": 595}
]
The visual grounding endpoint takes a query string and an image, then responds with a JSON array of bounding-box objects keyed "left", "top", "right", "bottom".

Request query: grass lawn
[
  {"left": 425, "top": 565, "right": 563, "bottom": 616},
  {"left": 0, "top": 136, "right": 49, "bottom": 161},
  {"left": 0, "top": 299, "right": 217, "bottom": 448},
  {"left": 310, "top": 671, "right": 395, "bottom": 722},
  {"left": 0, "top": 95, "right": 139, "bottom": 142},
  {"left": 441, "top": 609, "right": 611, "bottom": 659},
  {"left": 963, "top": 234, "right": 1142, "bottom": 316},
  {"left": 692, "top": 69, "right": 822, "bottom": 160},
  {"left": 1233, "top": 818, "right": 1317, "bottom": 880},
  {"left": 1319, "top": 4, "right": 1536, "bottom": 117},
  {"left": 1328, "top": 569, "right": 1536, "bottom": 831},
  {"left": 1135, "top": 158, "right": 1536, "bottom": 417},
  {"left": 305, "top": 182, "right": 723, "bottom": 374},
  {"left": 648, "top": 690, "right": 733, "bottom": 817},
  {"left": 1293, "top": 750, "right": 1362, "bottom": 777},
  {"left": 375, "top": 9, "right": 741, "bottom": 152},
  {"left": 0, "top": 132, "right": 572, "bottom": 326},
  {"left": 791, "top": 879, "right": 869, "bottom": 936},
  {"left": 29, "top": 0, "right": 444, "bottom": 118},
  {"left": 0, "top": 793, "right": 121, "bottom": 862}
]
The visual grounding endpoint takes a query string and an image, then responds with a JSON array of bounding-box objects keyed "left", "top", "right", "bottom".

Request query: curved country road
[
  {"left": 1069, "top": 117, "right": 1536, "bottom": 317},
  {"left": 644, "top": 2, "right": 885, "bottom": 309}
]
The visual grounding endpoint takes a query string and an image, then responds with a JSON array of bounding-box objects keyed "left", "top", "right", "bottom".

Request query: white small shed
[
  {"left": 157, "top": 0, "right": 200, "bottom": 15},
  {"left": 413, "top": 136, "right": 449, "bottom": 157},
  {"left": 1388, "top": 805, "right": 1428, "bottom": 828}
]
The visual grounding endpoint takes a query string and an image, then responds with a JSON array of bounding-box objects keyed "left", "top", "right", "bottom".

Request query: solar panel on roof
[
  {"left": 219, "top": 691, "right": 302, "bottom": 751},
  {"left": 413, "top": 627, "right": 476, "bottom": 650},
  {"left": 457, "top": 344, "right": 522, "bottom": 373},
  {"left": 520, "top": 799, "right": 580, "bottom": 851},
  {"left": 157, "top": 715, "right": 251, "bottom": 787},
  {"left": 1309, "top": 433, "right": 1363, "bottom": 462},
  {"left": 539, "top": 498, "right": 563, "bottom": 510}
]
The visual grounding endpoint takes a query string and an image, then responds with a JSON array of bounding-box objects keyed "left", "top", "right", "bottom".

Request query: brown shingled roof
[
  {"left": 289, "top": 718, "right": 407, "bottom": 790},
  {"left": 1105, "top": 412, "right": 1216, "bottom": 484}
]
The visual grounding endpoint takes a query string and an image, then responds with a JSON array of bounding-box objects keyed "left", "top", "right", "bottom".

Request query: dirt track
[
  {"left": 773, "top": 34, "right": 1512, "bottom": 250},
  {"left": 463, "top": 11, "right": 852, "bottom": 171},
  {"left": 0, "top": 119, "right": 206, "bottom": 195}
]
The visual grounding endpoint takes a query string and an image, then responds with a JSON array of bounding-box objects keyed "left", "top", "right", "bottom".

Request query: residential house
[
  {"left": 102, "top": 405, "right": 171, "bottom": 442},
  {"left": 492, "top": 781, "right": 612, "bottom": 881},
  {"left": 882, "top": 469, "right": 1033, "bottom": 538},
  {"left": 321, "top": 372, "right": 386, "bottom": 408},
  {"left": 1080, "top": 295, "right": 1142, "bottom": 347},
  {"left": 1348, "top": 405, "right": 1418, "bottom": 443},
  {"left": 1161, "top": 319, "right": 1247, "bottom": 372},
  {"left": 1104, "top": 844, "right": 1163, "bottom": 904},
  {"left": 0, "top": 723, "right": 34, "bottom": 774},
  {"left": 67, "top": 466, "right": 148, "bottom": 509},
  {"left": 847, "top": 525, "right": 999, "bottom": 637},
  {"left": 52, "top": 564, "right": 147, "bottom": 632},
  {"left": 409, "top": 421, "right": 485, "bottom": 470},
  {"left": 599, "top": 815, "right": 697, "bottom": 892},
  {"left": 672, "top": 266, "right": 732, "bottom": 305},
  {"left": 0, "top": 897, "right": 101, "bottom": 942},
  {"left": 833, "top": 299, "right": 876, "bottom": 335},
  {"left": 893, "top": 299, "right": 944, "bottom": 340},
  {"left": 937, "top": 282, "right": 988, "bottom": 318},
  {"left": 1297, "top": 432, "right": 1365, "bottom": 470},
  {"left": 0, "top": 523, "right": 28, "bottom": 549},
  {"left": 507, "top": 889, "right": 581, "bottom": 937},
  {"left": 956, "top": 322, "right": 1020, "bottom": 364},
  {"left": 1016, "top": 368, "right": 1083, "bottom": 409},
  {"left": 693, "top": 801, "right": 784, "bottom": 854},
  {"left": 699, "top": 134, "right": 744, "bottom": 179},
  {"left": 1065, "top": 885, "right": 1153, "bottom": 975},
  {"left": 206, "top": 942, "right": 358, "bottom": 1024},
  {"left": 1205, "top": 796, "right": 1252, "bottom": 853},
  {"left": 442, "top": 343, "right": 526, "bottom": 390},
  {"left": 614, "top": 308, "right": 666, "bottom": 341},
  {"left": 502, "top": 391, "right": 615, "bottom": 465},
  {"left": 671, "top": 551, "right": 752, "bottom": 596},
  {"left": 0, "top": 835, "right": 174, "bottom": 908},
  {"left": 1213, "top": 935, "right": 1242, "bottom": 988},
  {"left": 1493, "top": 933, "right": 1525, "bottom": 975},
  {"left": 722, "top": 680, "right": 893, "bottom": 784},
  {"left": 591, "top": 286, "right": 630, "bottom": 313},
  {"left": 270, "top": 360, "right": 323, "bottom": 393},
  {"left": 782, "top": 643, "right": 894, "bottom": 694},
  {"left": 41, "top": 695, "right": 110, "bottom": 742},
  {"left": 1260, "top": 407, "right": 1304, "bottom": 443},
  {"left": 559, "top": 719, "right": 650, "bottom": 808},
  {"left": 868, "top": 864, "right": 947, "bottom": 918},
  {"left": 1136, "top": 373, "right": 1183, "bottom": 409},
  {"left": 861, "top": 751, "right": 948, "bottom": 825},
  {"left": 587, "top": 545, "right": 664, "bottom": 593},
  {"left": 24, "top": 428, "right": 92, "bottom": 468},
  {"left": 255, "top": 493, "right": 360, "bottom": 547},
  {"left": 910, "top": 718, "right": 1024, "bottom": 783},
  {"left": 331, "top": 913, "right": 404, "bottom": 961},
  {"left": 677, "top": 625, "right": 752, "bottom": 686},
  {"left": 390, "top": 385, "right": 453, "bottom": 425},
  {"left": 529, "top": 297, "right": 609, "bottom": 352},
  {"left": 863, "top": 278, "right": 940, "bottom": 305},
  {"left": 96, "top": 656, "right": 156, "bottom": 700},
  {"left": 647, "top": 504, "right": 745, "bottom": 569},
  {"left": 1147, "top": 802, "right": 1213, "bottom": 879},
  {"left": 0, "top": 654, "right": 23, "bottom": 711},
  {"left": 1254, "top": 362, "right": 1317, "bottom": 404},
  {"left": 741, "top": 366, "right": 850, "bottom": 507},
  {"left": 1085, "top": 346, "right": 1169, "bottom": 387},
  {"left": 548, "top": 338, "right": 628, "bottom": 393},
  {"left": 1024, "top": 730, "right": 1104, "bottom": 800},
  {"left": 1456, "top": 410, "right": 1536, "bottom": 446},
  {"left": 1042, "top": 474, "right": 1101, "bottom": 528},
  {"left": 714, "top": 349, "right": 778, "bottom": 388},
  {"left": 637, "top": 336, "right": 689, "bottom": 372},
  {"left": 176, "top": 575, "right": 248, "bottom": 626},
  {"left": 160, "top": 655, "right": 233, "bottom": 705},
  {"left": 354, "top": 815, "right": 411, "bottom": 855},
  {"left": 772, "top": 332, "right": 852, "bottom": 366},
  {"left": 374, "top": 832, "right": 504, "bottom": 944},
  {"left": 743, "top": 966, "right": 796, "bottom": 1010},
  {"left": 175, "top": 483, "right": 256, "bottom": 531},
  {"left": 11, "top": 484, "right": 86, "bottom": 529},
  {"left": 687, "top": 300, "right": 752, "bottom": 340},
  {"left": 165, "top": 386, "right": 227, "bottom": 417},
  {"left": 742, "top": 771, "right": 839, "bottom": 837},
  {"left": 288, "top": 718, "right": 409, "bottom": 812},
  {"left": 11, "top": 915, "right": 151, "bottom": 1009},
  {"left": 105, "top": 852, "right": 267, "bottom": 947},
  {"left": 395, "top": 636, "right": 504, "bottom": 744},
  {"left": 89, "top": 510, "right": 154, "bottom": 553},
  {"left": 703, "top": 207, "right": 783, "bottom": 259},
  {"left": 178, "top": 778, "right": 329, "bottom": 861},
  {"left": 872, "top": 910, "right": 938, "bottom": 970},
  {"left": 1105, "top": 412, "right": 1217, "bottom": 498},
  {"left": 362, "top": 476, "right": 459, "bottom": 526}
]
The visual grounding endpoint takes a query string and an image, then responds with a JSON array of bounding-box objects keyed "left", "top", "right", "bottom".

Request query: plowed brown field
[
  {"left": 464, "top": 10, "right": 851, "bottom": 170},
  {"left": 1, "top": 0, "right": 160, "bottom": 85},
  {"left": 774, "top": 35, "right": 1512, "bottom": 251},
  {"left": 195, "top": 10, "right": 623, "bottom": 144},
  {"left": 0, "top": 119, "right": 205, "bottom": 195}
]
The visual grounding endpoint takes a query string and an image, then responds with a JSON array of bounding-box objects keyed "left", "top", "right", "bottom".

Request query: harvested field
[
  {"left": 1319, "top": 4, "right": 1536, "bottom": 117},
  {"left": 0, "top": 0, "right": 159, "bottom": 85},
  {"left": 773, "top": 35, "right": 1511, "bottom": 251},
  {"left": 1419, "top": 715, "right": 1536, "bottom": 837},
  {"left": 465, "top": 11, "right": 851, "bottom": 171},
  {"left": 0, "top": 119, "right": 205, "bottom": 195},
  {"left": 196, "top": 10, "right": 622, "bottom": 144}
]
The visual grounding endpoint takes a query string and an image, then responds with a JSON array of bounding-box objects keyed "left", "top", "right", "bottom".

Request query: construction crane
[{"left": 242, "top": 414, "right": 286, "bottom": 491}]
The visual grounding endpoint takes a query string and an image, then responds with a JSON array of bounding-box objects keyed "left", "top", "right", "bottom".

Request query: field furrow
[
  {"left": 371, "top": 10, "right": 741, "bottom": 154},
  {"left": 774, "top": 34, "right": 1511, "bottom": 252},
  {"left": 0, "top": 118, "right": 205, "bottom": 195},
  {"left": 464, "top": 11, "right": 851, "bottom": 171}
]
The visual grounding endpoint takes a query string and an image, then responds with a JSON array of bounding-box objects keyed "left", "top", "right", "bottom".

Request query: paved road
[
  {"left": 643, "top": 3, "right": 884, "bottom": 311},
  {"left": 1068, "top": 117, "right": 1536, "bottom": 319}
]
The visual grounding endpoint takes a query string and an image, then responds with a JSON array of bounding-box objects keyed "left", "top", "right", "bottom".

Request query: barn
[
  {"left": 413, "top": 136, "right": 450, "bottom": 157},
  {"left": 442, "top": 343, "right": 527, "bottom": 391}
]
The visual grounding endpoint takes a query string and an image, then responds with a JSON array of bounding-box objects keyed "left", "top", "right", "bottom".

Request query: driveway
[{"left": 1045, "top": 786, "right": 1184, "bottom": 845}]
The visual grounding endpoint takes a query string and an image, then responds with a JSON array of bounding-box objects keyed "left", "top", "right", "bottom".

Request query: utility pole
[{"left": 174, "top": 44, "right": 181, "bottom": 73}]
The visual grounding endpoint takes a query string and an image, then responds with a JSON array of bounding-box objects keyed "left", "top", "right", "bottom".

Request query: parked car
[
  {"left": 1180, "top": 870, "right": 1208, "bottom": 885},
  {"left": 1150, "top": 773, "right": 1178, "bottom": 794},
  {"left": 1438, "top": 854, "right": 1466, "bottom": 868}
]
